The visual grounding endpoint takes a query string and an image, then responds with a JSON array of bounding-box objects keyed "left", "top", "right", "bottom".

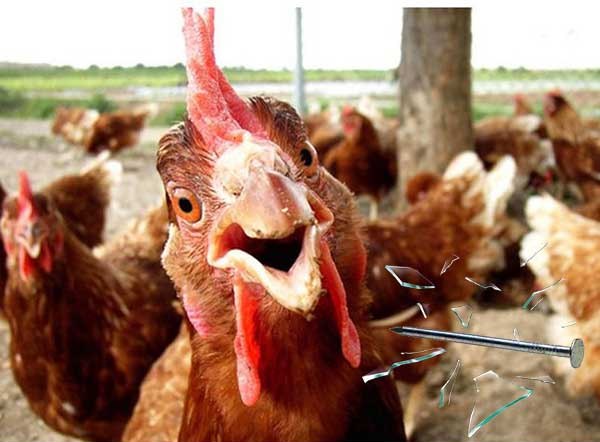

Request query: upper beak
[{"left": 208, "top": 167, "right": 333, "bottom": 315}]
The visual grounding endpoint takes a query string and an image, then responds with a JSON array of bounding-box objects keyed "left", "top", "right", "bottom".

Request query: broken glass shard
[
  {"left": 362, "top": 348, "right": 446, "bottom": 383},
  {"left": 465, "top": 277, "right": 501, "bottom": 291},
  {"left": 515, "top": 375, "right": 556, "bottom": 384},
  {"left": 530, "top": 297, "right": 545, "bottom": 311},
  {"left": 522, "top": 278, "right": 564, "bottom": 310},
  {"left": 385, "top": 265, "right": 435, "bottom": 290},
  {"left": 439, "top": 359, "right": 461, "bottom": 408},
  {"left": 440, "top": 254, "right": 460, "bottom": 275},
  {"left": 451, "top": 304, "right": 473, "bottom": 328},
  {"left": 417, "top": 302, "right": 429, "bottom": 318},
  {"left": 513, "top": 328, "right": 520, "bottom": 341},
  {"left": 520, "top": 242, "right": 547, "bottom": 268},
  {"left": 468, "top": 370, "right": 533, "bottom": 438},
  {"left": 561, "top": 321, "right": 577, "bottom": 328}
]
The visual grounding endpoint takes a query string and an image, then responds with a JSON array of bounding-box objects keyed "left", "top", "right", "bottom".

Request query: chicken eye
[
  {"left": 171, "top": 188, "right": 202, "bottom": 223},
  {"left": 299, "top": 142, "right": 319, "bottom": 177}
]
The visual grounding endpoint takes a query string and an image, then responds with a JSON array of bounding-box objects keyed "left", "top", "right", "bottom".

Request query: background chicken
[
  {"left": 323, "top": 106, "right": 397, "bottom": 219},
  {"left": 366, "top": 151, "right": 516, "bottom": 432},
  {"left": 543, "top": 91, "right": 600, "bottom": 202},
  {"left": 123, "top": 9, "right": 406, "bottom": 442},
  {"left": 474, "top": 107, "right": 551, "bottom": 191},
  {"left": 522, "top": 194, "right": 600, "bottom": 401},
  {"left": 52, "top": 104, "right": 157, "bottom": 155},
  {"left": 1, "top": 173, "right": 180, "bottom": 442},
  {"left": 0, "top": 155, "right": 118, "bottom": 315}
]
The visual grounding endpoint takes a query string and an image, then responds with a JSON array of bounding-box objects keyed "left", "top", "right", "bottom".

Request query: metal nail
[{"left": 392, "top": 326, "right": 584, "bottom": 368}]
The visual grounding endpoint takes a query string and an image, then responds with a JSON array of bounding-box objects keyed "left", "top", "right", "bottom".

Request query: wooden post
[{"left": 397, "top": 8, "right": 473, "bottom": 206}]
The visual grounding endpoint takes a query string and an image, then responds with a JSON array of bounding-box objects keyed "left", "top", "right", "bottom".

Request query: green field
[
  {"left": 2, "top": 64, "right": 600, "bottom": 93},
  {"left": 1, "top": 64, "right": 598, "bottom": 124}
]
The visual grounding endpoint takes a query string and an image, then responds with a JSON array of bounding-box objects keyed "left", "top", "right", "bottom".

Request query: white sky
[{"left": 1, "top": 1, "right": 600, "bottom": 70}]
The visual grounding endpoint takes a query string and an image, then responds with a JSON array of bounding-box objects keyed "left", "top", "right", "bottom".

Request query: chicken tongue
[
  {"left": 319, "top": 238, "right": 361, "bottom": 368},
  {"left": 233, "top": 273, "right": 262, "bottom": 406}
]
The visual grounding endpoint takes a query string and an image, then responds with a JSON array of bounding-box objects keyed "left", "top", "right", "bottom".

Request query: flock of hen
[{"left": 1, "top": 7, "right": 599, "bottom": 442}]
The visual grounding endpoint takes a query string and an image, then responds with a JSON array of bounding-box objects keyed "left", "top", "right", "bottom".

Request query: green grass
[
  {"left": 0, "top": 89, "right": 117, "bottom": 119},
  {"left": 0, "top": 65, "right": 391, "bottom": 92}
]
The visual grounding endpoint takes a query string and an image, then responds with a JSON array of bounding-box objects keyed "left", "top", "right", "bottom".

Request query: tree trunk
[{"left": 397, "top": 8, "right": 472, "bottom": 206}]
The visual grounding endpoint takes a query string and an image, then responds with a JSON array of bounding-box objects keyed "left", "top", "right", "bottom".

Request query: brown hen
[
  {"left": 323, "top": 107, "right": 397, "bottom": 220},
  {"left": 1, "top": 176, "right": 180, "bottom": 442},
  {"left": 124, "top": 8, "right": 405, "bottom": 442},
  {"left": 543, "top": 91, "right": 600, "bottom": 201}
]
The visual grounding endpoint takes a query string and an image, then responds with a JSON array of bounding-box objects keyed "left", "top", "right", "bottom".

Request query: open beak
[{"left": 208, "top": 167, "right": 333, "bottom": 316}]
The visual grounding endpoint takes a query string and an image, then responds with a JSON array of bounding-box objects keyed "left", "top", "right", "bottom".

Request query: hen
[
  {"left": 1, "top": 174, "right": 180, "bottom": 442},
  {"left": 543, "top": 91, "right": 600, "bottom": 201},
  {"left": 366, "top": 152, "right": 516, "bottom": 433},
  {"left": 52, "top": 104, "right": 156, "bottom": 155},
  {"left": 123, "top": 8, "right": 406, "bottom": 442},
  {"left": 522, "top": 194, "right": 600, "bottom": 400},
  {"left": 474, "top": 109, "right": 551, "bottom": 191},
  {"left": 0, "top": 156, "right": 118, "bottom": 315},
  {"left": 323, "top": 106, "right": 397, "bottom": 220}
]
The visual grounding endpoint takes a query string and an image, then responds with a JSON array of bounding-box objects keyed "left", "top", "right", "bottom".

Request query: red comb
[
  {"left": 17, "top": 171, "right": 35, "bottom": 216},
  {"left": 181, "top": 8, "right": 266, "bottom": 150},
  {"left": 341, "top": 105, "right": 355, "bottom": 116}
]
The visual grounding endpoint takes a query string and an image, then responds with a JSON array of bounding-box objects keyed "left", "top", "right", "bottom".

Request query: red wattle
[
  {"left": 319, "top": 238, "right": 361, "bottom": 368},
  {"left": 233, "top": 273, "right": 262, "bottom": 406},
  {"left": 18, "top": 248, "right": 35, "bottom": 280}
]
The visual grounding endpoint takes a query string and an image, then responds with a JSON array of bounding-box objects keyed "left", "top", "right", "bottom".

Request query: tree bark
[{"left": 397, "top": 8, "right": 472, "bottom": 206}]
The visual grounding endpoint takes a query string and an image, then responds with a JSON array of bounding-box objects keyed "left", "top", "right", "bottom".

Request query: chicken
[
  {"left": 323, "top": 106, "right": 397, "bottom": 220},
  {"left": 52, "top": 104, "right": 156, "bottom": 154},
  {"left": 0, "top": 156, "right": 118, "bottom": 315},
  {"left": 123, "top": 8, "right": 406, "bottom": 442},
  {"left": 543, "top": 91, "right": 600, "bottom": 201},
  {"left": 521, "top": 194, "right": 600, "bottom": 400},
  {"left": 366, "top": 152, "right": 516, "bottom": 433},
  {"left": 0, "top": 174, "right": 180, "bottom": 442},
  {"left": 474, "top": 110, "right": 551, "bottom": 191},
  {"left": 513, "top": 93, "right": 535, "bottom": 116},
  {"left": 404, "top": 171, "right": 441, "bottom": 205}
]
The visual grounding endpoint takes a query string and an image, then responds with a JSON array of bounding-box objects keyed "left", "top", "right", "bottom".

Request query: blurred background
[{"left": 2, "top": 3, "right": 600, "bottom": 442}]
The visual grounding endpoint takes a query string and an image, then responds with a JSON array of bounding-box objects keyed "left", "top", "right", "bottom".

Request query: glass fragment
[
  {"left": 417, "top": 302, "right": 429, "bottom": 318},
  {"left": 513, "top": 328, "right": 520, "bottom": 341},
  {"left": 465, "top": 277, "right": 501, "bottom": 291},
  {"left": 515, "top": 375, "right": 556, "bottom": 384},
  {"left": 522, "top": 278, "right": 563, "bottom": 310},
  {"left": 451, "top": 304, "right": 473, "bottom": 328},
  {"left": 468, "top": 370, "right": 533, "bottom": 438},
  {"left": 439, "top": 360, "right": 461, "bottom": 408},
  {"left": 440, "top": 254, "right": 460, "bottom": 275},
  {"left": 385, "top": 265, "right": 435, "bottom": 290},
  {"left": 520, "top": 242, "right": 548, "bottom": 268},
  {"left": 362, "top": 348, "right": 446, "bottom": 383},
  {"left": 561, "top": 321, "right": 576, "bottom": 328}
]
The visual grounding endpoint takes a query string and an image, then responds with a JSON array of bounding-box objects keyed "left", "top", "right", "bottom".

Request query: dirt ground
[{"left": 1, "top": 119, "right": 600, "bottom": 442}]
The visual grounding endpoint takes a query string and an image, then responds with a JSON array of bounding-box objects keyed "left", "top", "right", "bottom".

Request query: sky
[{"left": 2, "top": 1, "right": 600, "bottom": 70}]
